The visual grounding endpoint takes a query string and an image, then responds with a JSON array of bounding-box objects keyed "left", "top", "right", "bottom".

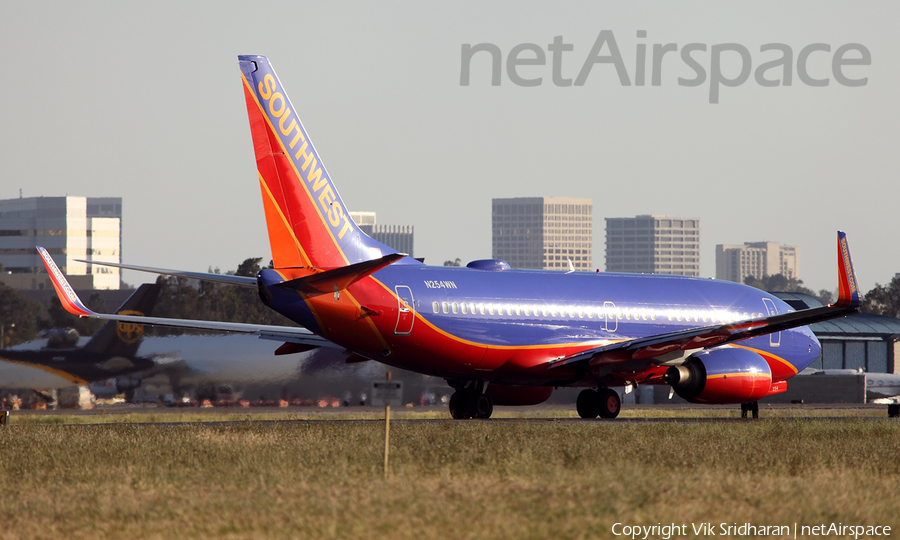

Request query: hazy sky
[{"left": 1, "top": 2, "right": 896, "bottom": 293}]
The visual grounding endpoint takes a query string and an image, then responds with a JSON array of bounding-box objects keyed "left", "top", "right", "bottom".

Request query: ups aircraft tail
[
  {"left": 238, "top": 55, "right": 408, "bottom": 269},
  {"left": 82, "top": 283, "right": 160, "bottom": 356}
]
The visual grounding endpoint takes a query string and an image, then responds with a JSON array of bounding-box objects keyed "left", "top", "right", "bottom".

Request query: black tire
[
  {"left": 449, "top": 391, "right": 469, "bottom": 419},
  {"left": 598, "top": 389, "right": 621, "bottom": 419},
  {"left": 751, "top": 401, "right": 759, "bottom": 419},
  {"left": 475, "top": 394, "right": 493, "bottom": 419},
  {"left": 576, "top": 389, "right": 599, "bottom": 419}
]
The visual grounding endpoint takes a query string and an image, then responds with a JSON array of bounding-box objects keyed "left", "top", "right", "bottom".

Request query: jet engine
[{"left": 664, "top": 347, "right": 772, "bottom": 404}]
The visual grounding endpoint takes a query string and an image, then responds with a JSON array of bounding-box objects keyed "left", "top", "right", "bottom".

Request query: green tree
[
  {"left": 861, "top": 275, "right": 900, "bottom": 318},
  {"left": 150, "top": 257, "right": 298, "bottom": 334},
  {"left": 43, "top": 292, "right": 107, "bottom": 336},
  {"left": 743, "top": 273, "right": 832, "bottom": 306},
  {"left": 0, "top": 282, "right": 41, "bottom": 347},
  {"left": 443, "top": 258, "right": 462, "bottom": 267}
]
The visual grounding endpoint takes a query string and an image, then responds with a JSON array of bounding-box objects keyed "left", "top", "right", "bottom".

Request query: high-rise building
[
  {"left": 716, "top": 241, "right": 799, "bottom": 284},
  {"left": 349, "top": 211, "right": 414, "bottom": 257},
  {"left": 0, "top": 196, "right": 122, "bottom": 290},
  {"left": 605, "top": 215, "right": 700, "bottom": 276},
  {"left": 491, "top": 197, "right": 593, "bottom": 271}
]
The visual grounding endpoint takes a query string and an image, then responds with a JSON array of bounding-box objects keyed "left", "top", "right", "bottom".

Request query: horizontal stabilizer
[
  {"left": 38, "top": 247, "right": 337, "bottom": 349},
  {"left": 275, "top": 253, "right": 406, "bottom": 296},
  {"left": 75, "top": 259, "right": 257, "bottom": 288}
]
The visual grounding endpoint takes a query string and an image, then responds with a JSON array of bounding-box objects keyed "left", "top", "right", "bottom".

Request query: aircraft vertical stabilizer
[
  {"left": 82, "top": 284, "right": 160, "bottom": 356},
  {"left": 238, "top": 55, "right": 403, "bottom": 269}
]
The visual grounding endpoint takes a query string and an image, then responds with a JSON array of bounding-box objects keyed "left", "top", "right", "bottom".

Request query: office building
[
  {"left": 716, "top": 241, "right": 799, "bottom": 284},
  {"left": 0, "top": 196, "right": 121, "bottom": 290},
  {"left": 349, "top": 211, "right": 414, "bottom": 257},
  {"left": 605, "top": 215, "right": 700, "bottom": 276},
  {"left": 492, "top": 197, "right": 592, "bottom": 271}
]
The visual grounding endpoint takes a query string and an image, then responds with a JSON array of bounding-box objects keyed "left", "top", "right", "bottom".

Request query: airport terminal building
[
  {"left": 349, "top": 211, "right": 414, "bottom": 258},
  {"left": 774, "top": 292, "right": 900, "bottom": 374},
  {"left": 0, "top": 196, "right": 122, "bottom": 290},
  {"left": 605, "top": 215, "right": 700, "bottom": 276},
  {"left": 491, "top": 197, "right": 593, "bottom": 271},
  {"left": 716, "top": 241, "right": 799, "bottom": 284}
]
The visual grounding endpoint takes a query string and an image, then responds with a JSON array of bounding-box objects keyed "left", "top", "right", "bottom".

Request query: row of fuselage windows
[{"left": 430, "top": 300, "right": 766, "bottom": 323}]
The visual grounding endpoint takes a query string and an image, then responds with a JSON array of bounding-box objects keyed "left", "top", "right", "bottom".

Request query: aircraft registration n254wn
[{"left": 43, "top": 55, "right": 862, "bottom": 419}]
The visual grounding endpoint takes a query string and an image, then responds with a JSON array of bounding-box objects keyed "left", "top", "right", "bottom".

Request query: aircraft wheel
[
  {"left": 598, "top": 389, "right": 621, "bottom": 419},
  {"left": 741, "top": 403, "right": 749, "bottom": 418},
  {"left": 474, "top": 394, "right": 493, "bottom": 419},
  {"left": 576, "top": 389, "right": 600, "bottom": 419},
  {"left": 751, "top": 401, "right": 759, "bottom": 419},
  {"left": 449, "top": 391, "right": 469, "bottom": 419}
]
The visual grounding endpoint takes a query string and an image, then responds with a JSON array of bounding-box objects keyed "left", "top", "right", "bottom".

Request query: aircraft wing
[
  {"left": 551, "top": 231, "right": 861, "bottom": 369},
  {"left": 75, "top": 259, "right": 257, "bottom": 287},
  {"left": 40, "top": 247, "right": 337, "bottom": 349}
]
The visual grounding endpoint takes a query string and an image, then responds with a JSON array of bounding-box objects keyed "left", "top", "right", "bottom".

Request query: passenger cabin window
[
  {"left": 452, "top": 302, "right": 459, "bottom": 314},
  {"left": 432, "top": 301, "right": 439, "bottom": 314},
  {"left": 461, "top": 303, "right": 468, "bottom": 314},
  {"left": 442, "top": 302, "right": 449, "bottom": 314}
]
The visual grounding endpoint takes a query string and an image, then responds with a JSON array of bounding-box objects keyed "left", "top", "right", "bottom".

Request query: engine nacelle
[
  {"left": 486, "top": 385, "right": 553, "bottom": 406},
  {"left": 664, "top": 347, "right": 772, "bottom": 404}
]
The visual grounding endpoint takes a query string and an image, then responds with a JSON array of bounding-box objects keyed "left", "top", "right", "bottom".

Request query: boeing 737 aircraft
[{"left": 40, "top": 55, "right": 862, "bottom": 419}]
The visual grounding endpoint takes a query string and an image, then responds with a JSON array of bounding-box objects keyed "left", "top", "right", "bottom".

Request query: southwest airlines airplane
[{"left": 39, "top": 55, "right": 862, "bottom": 419}]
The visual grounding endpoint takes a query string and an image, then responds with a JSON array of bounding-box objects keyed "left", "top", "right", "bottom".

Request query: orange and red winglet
[
  {"left": 37, "top": 246, "right": 94, "bottom": 317},
  {"left": 833, "top": 230, "right": 859, "bottom": 309},
  {"left": 551, "top": 231, "right": 861, "bottom": 369}
]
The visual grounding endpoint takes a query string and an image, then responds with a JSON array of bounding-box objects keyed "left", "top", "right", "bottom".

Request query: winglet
[
  {"left": 36, "top": 246, "right": 95, "bottom": 317},
  {"left": 832, "top": 231, "right": 860, "bottom": 309}
]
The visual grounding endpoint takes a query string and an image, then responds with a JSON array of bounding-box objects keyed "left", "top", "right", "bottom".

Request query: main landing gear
[
  {"left": 576, "top": 388, "right": 621, "bottom": 419},
  {"left": 740, "top": 401, "right": 759, "bottom": 419},
  {"left": 448, "top": 381, "right": 493, "bottom": 419}
]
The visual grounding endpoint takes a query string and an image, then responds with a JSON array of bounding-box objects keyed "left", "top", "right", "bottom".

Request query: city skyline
[{"left": 1, "top": 2, "right": 896, "bottom": 293}]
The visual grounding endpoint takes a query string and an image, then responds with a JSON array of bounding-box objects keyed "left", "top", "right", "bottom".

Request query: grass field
[{"left": 1, "top": 414, "right": 898, "bottom": 539}]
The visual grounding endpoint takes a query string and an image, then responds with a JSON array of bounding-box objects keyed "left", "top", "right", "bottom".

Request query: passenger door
[
  {"left": 762, "top": 298, "right": 780, "bottom": 347},
  {"left": 394, "top": 286, "right": 415, "bottom": 335}
]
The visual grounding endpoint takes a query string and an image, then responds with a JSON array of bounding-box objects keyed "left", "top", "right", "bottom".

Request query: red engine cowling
[
  {"left": 664, "top": 347, "right": 772, "bottom": 404},
  {"left": 486, "top": 385, "right": 553, "bottom": 406}
]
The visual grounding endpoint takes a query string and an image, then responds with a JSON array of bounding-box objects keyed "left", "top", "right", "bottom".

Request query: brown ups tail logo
[{"left": 116, "top": 310, "right": 145, "bottom": 344}]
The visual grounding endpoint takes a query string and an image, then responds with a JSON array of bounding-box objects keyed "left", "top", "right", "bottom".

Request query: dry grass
[
  {"left": 0, "top": 418, "right": 897, "bottom": 539},
  {"left": 7, "top": 403, "right": 888, "bottom": 426}
]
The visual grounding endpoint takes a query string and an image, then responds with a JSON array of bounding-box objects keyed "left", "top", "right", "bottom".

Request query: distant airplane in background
[
  {"left": 800, "top": 368, "right": 900, "bottom": 404},
  {"left": 41, "top": 55, "right": 863, "bottom": 419},
  {"left": 0, "top": 284, "right": 160, "bottom": 399},
  {"left": 1, "top": 284, "right": 395, "bottom": 403}
]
